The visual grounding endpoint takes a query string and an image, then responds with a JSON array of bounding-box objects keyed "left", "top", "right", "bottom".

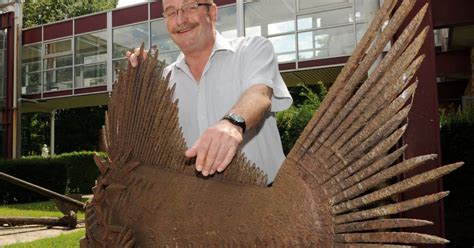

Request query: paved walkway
[{"left": 0, "top": 223, "right": 84, "bottom": 246}]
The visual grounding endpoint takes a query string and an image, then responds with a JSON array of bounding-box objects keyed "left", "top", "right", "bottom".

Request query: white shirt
[{"left": 164, "top": 33, "right": 292, "bottom": 182}]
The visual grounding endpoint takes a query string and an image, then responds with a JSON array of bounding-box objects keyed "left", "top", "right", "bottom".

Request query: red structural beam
[
  {"left": 0, "top": 12, "right": 15, "bottom": 159},
  {"left": 75, "top": 13, "right": 107, "bottom": 35},
  {"left": 22, "top": 26, "right": 41, "bottom": 45},
  {"left": 44, "top": 20, "right": 72, "bottom": 41},
  {"left": 432, "top": 0, "right": 474, "bottom": 28},
  {"left": 112, "top": 4, "right": 148, "bottom": 27},
  {"left": 397, "top": 1, "right": 445, "bottom": 247}
]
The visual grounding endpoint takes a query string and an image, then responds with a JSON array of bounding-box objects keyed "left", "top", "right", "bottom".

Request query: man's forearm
[{"left": 227, "top": 83, "right": 272, "bottom": 132}]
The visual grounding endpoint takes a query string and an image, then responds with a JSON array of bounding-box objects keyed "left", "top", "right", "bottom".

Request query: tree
[
  {"left": 54, "top": 106, "right": 107, "bottom": 154},
  {"left": 23, "top": 0, "right": 118, "bottom": 28},
  {"left": 21, "top": 112, "right": 50, "bottom": 156}
]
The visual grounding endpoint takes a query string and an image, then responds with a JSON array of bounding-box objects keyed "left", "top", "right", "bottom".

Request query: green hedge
[
  {"left": 0, "top": 158, "right": 67, "bottom": 204},
  {"left": 277, "top": 83, "right": 327, "bottom": 154},
  {"left": 55, "top": 152, "right": 101, "bottom": 194},
  {"left": 440, "top": 107, "right": 474, "bottom": 247},
  {"left": 0, "top": 151, "right": 100, "bottom": 204}
]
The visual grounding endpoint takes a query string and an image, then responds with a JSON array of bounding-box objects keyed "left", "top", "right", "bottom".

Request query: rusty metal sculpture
[
  {"left": 0, "top": 213, "right": 77, "bottom": 228},
  {"left": 81, "top": 0, "right": 463, "bottom": 247}
]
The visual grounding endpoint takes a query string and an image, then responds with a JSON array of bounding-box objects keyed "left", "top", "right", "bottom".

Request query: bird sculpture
[{"left": 81, "top": 0, "right": 463, "bottom": 246}]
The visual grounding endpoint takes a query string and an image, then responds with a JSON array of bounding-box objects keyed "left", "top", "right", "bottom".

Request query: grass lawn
[
  {"left": 0, "top": 201, "right": 85, "bottom": 219},
  {"left": 4, "top": 229, "right": 85, "bottom": 248}
]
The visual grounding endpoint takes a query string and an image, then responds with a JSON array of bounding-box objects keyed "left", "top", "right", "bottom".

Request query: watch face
[
  {"left": 229, "top": 113, "right": 244, "bottom": 124},
  {"left": 224, "top": 113, "right": 246, "bottom": 133}
]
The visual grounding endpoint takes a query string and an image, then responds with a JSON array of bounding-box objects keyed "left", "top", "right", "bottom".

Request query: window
[
  {"left": 245, "top": 0, "right": 296, "bottom": 62},
  {"left": 298, "top": 25, "right": 354, "bottom": 60},
  {"left": 75, "top": 63, "right": 106, "bottom": 88},
  {"left": 216, "top": 5, "right": 237, "bottom": 39},
  {"left": 113, "top": 23, "right": 149, "bottom": 59},
  {"left": 245, "top": 0, "right": 295, "bottom": 37},
  {"left": 43, "top": 39, "right": 73, "bottom": 91},
  {"left": 75, "top": 31, "right": 107, "bottom": 88},
  {"left": 113, "top": 23, "right": 149, "bottom": 81},
  {"left": 75, "top": 31, "right": 107, "bottom": 65},
  {"left": 295, "top": 0, "right": 379, "bottom": 61},
  {"left": 269, "top": 34, "right": 296, "bottom": 62},
  {"left": 297, "top": 7, "right": 353, "bottom": 30},
  {"left": 151, "top": 20, "right": 179, "bottom": 66},
  {"left": 21, "top": 44, "right": 42, "bottom": 94}
]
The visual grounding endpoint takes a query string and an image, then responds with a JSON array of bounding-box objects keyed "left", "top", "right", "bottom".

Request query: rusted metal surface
[
  {"left": 0, "top": 212, "right": 77, "bottom": 228},
  {"left": 334, "top": 218, "right": 433, "bottom": 233},
  {"left": 81, "top": 0, "right": 463, "bottom": 246},
  {"left": 0, "top": 172, "right": 85, "bottom": 210}
]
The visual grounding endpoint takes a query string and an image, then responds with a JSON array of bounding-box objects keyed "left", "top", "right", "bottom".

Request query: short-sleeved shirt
[{"left": 164, "top": 32, "right": 292, "bottom": 182}]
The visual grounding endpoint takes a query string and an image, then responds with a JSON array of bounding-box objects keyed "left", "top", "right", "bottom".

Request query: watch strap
[{"left": 222, "top": 113, "right": 246, "bottom": 134}]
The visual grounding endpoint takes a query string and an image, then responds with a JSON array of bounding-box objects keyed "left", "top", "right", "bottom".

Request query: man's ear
[{"left": 210, "top": 3, "right": 218, "bottom": 22}]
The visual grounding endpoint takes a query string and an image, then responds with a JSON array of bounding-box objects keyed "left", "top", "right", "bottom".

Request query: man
[{"left": 128, "top": 0, "right": 292, "bottom": 182}]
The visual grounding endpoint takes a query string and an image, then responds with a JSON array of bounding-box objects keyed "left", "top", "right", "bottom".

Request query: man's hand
[
  {"left": 125, "top": 47, "right": 148, "bottom": 68},
  {"left": 185, "top": 120, "right": 243, "bottom": 176}
]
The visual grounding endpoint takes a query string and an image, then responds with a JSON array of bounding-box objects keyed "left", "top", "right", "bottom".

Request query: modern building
[{"left": 1, "top": 0, "right": 473, "bottom": 243}]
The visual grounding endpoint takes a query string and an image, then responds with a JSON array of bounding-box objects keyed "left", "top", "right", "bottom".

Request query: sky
[{"left": 117, "top": 0, "right": 148, "bottom": 8}]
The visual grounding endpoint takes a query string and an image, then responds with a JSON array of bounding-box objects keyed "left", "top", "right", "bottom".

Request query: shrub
[
  {"left": 0, "top": 158, "right": 67, "bottom": 204},
  {"left": 0, "top": 151, "right": 100, "bottom": 204},
  {"left": 440, "top": 106, "right": 474, "bottom": 247},
  {"left": 55, "top": 151, "right": 101, "bottom": 194},
  {"left": 277, "top": 83, "right": 327, "bottom": 154}
]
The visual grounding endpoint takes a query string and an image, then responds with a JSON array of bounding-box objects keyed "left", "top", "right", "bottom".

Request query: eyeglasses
[{"left": 163, "top": 2, "right": 212, "bottom": 19}]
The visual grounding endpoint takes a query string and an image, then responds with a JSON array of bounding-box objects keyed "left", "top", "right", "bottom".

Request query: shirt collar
[{"left": 175, "top": 31, "right": 235, "bottom": 70}]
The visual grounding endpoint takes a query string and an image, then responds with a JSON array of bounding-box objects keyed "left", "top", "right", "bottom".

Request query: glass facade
[
  {"left": 150, "top": 20, "right": 180, "bottom": 67},
  {"left": 21, "top": 44, "right": 42, "bottom": 94},
  {"left": 75, "top": 31, "right": 107, "bottom": 88},
  {"left": 217, "top": 5, "right": 237, "bottom": 39},
  {"left": 243, "top": 0, "right": 374, "bottom": 63},
  {"left": 20, "top": 0, "right": 378, "bottom": 95},
  {"left": 43, "top": 39, "right": 73, "bottom": 91},
  {"left": 244, "top": 0, "right": 296, "bottom": 61},
  {"left": 112, "top": 23, "right": 149, "bottom": 81},
  {"left": 113, "top": 23, "right": 149, "bottom": 59}
]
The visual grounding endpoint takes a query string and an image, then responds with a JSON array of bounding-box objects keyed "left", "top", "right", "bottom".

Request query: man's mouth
[{"left": 173, "top": 23, "right": 198, "bottom": 34}]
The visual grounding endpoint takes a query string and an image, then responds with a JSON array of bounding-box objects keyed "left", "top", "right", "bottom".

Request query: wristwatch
[{"left": 222, "top": 113, "right": 246, "bottom": 134}]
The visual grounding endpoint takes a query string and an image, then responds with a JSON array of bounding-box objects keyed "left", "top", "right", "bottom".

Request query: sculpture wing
[{"left": 278, "top": 0, "right": 463, "bottom": 245}]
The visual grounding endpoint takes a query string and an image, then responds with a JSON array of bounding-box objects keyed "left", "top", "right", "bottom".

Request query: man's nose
[{"left": 175, "top": 10, "right": 186, "bottom": 25}]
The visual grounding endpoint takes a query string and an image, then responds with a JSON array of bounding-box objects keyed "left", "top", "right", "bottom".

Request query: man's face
[{"left": 162, "top": 0, "right": 217, "bottom": 54}]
